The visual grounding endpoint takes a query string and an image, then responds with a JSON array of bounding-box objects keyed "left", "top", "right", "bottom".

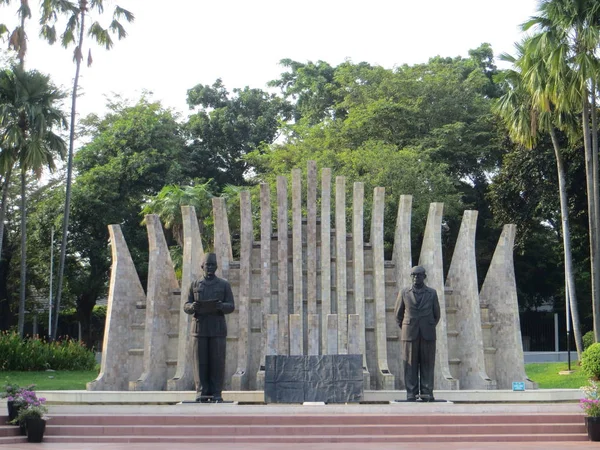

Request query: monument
[{"left": 87, "top": 161, "right": 535, "bottom": 395}]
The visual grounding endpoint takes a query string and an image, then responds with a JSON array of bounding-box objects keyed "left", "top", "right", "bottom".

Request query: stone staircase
[{"left": 0, "top": 412, "right": 588, "bottom": 444}]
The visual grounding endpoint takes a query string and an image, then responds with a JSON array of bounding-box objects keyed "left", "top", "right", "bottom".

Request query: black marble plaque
[{"left": 264, "top": 354, "right": 363, "bottom": 403}]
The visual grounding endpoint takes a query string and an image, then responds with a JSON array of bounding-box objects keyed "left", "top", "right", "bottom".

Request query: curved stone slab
[
  {"left": 480, "top": 224, "right": 536, "bottom": 390},
  {"left": 446, "top": 210, "right": 493, "bottom": 389},
  {"left": 418, "top": 203, "right": 458, "bottom": 390},
  {"left": 130, "top": 215, "right": 179, "bottom": 391},
  {"left": 87, "top": 225, "right": 146, "bottom": 391},
  {"left": 168, "top": 206, "right": 204, "bottom": 391}
]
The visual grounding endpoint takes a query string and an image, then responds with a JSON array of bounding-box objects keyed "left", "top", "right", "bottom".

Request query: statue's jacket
[
  {"left": 395, "top": 285, "right": 440, "bottom": 341},
  {"left": 184, "top": 276, "right": 235, "bottom": 337}
]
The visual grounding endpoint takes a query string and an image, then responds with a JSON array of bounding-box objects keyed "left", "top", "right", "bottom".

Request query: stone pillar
[
  {"left": 321, "top": 169, "right": 332, "bottom": 354},
  {"left": 419, "top": 203, "right": 458, "bottom": 390},
  {"left": 327, "top": 314, "right": 338, "bottom": 355},
  {"left": 88, "top": 225, "right": 146, "bottom": 391},
  {"left": 232, "top": 191, "right": 252, "bottom": 390},
  {"left": 393, "top": 195, "right": 413, "bottom": 296},
  {"left": 256, "top": 184, "right": 272, "bottom": 389},
  {"left": 307, "top": 314, "right": 319, "bottom": 355},
  {"left": 168, "top": 206, "right": 203, "bottom": 391},
  {"left": 277, "top": 176, "right": 289, "bottom": 355},
  {"left": 212, "top": 197, "right": 232, "bottom": 279},
  {"left": 130, "top": 215, "right": 178, "bottom": 391},
  {"left": 291, "top": 169, "right": 304, "bottom": 353},
  {"left": 480, "top": 224, "right": 536, "bottom": 389},
  {"left": 266, "top": 314, "right": 278, "bottom": 357},
  {"left": 371, "top": 188, "right": 395, "bottom": 389},
  {"left": 307, "top": 161, "right": 318, "bottom": 316},
  {"left": 335, "top": 176, "right": 348, "bottom": 354},
  {"left": 348, "top": 314, "right": 360, "bottom": 354},
  {"left": 290, "top": 314, "right": 303, "bottom": 355},
  {"left": 446, "top": 210, "right": 494, "bottom": 389},
  {"left": 353, "top": 182, "right": 370, "bottom": 388}
]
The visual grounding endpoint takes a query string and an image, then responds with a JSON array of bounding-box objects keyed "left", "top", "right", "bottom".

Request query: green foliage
[
  {"left": 582, "top": 343, "right": 600, "bottom": 379},
  {"left": 585, "top": 331, "right": 596, "bottom": 350},
  {"left": 581, "top": 380, "right": 600, "bottom": 417},
  {"left": 0, "top": 332, "right": 96, "bottom": 371}
]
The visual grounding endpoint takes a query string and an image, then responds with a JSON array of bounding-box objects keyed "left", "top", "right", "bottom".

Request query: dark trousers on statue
[
  {"left": 193, "top": 336, "right": 226, "bottom": 399},
  {"left": 402, "top": 337, "right": 436, "bottom": 400}
]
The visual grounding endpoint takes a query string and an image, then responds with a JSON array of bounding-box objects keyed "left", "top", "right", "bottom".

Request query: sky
[{"left": 3, "top": 0, "right": 540, "bottom": 120}]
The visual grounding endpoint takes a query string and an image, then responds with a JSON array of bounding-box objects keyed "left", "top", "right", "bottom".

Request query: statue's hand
[
  {"left": 215, "top": 301, "right": 224, "bottom": 311},
  {"left": 193, "top": 301, "right": 203, "bottom": 313}
]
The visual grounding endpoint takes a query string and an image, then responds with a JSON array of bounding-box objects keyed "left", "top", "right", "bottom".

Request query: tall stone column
[
  {"left": 212, "top": 197, "right": 232, "bottom": 280},
  {"left": 291, "top": 169, "right": 304, "bottom": 353},
  {"left": 168, "top": 206, "right": 204, "bottom": 391},
  {"left": 371, "top": 188, "right": 395, "bottom": 389},
  {"left": 232, "top": 191, "right": 252, "bottom": 390},
  {"left": 277, "top": 176, "right": 289, "bottom": 355},
  {"left": 256, "top": 184, "right": 272, "bottom": 389},
  {"left": 87, "top": 225, "right": 146, "bottom": 391},
  {"left": 335, "top": 176, "right": 348, "bottom": 354},
  {"left": 480, "top": 224, "right": 536, "bottom": 389},
  {"left": 393, "top": 195, "right": 413, "bottom": 296},
  {"left": 321, "top": 169, "right": 332, "bottom": 353},
  {"left": 418, "top": 203, "right": 458, "bottom": 390},
  {"left": 307, "top": 161, "right": 319, "bottom": 355},
  {"left": 446, "top": 210, "right": 494, "bottom": 389},
  {"left": 353, "top": 182, "right": 370, "bottom": 388}
]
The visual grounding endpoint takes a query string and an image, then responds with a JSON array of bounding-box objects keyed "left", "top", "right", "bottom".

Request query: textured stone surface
[
  {"left": 320, "top": 169, "right": 332, "bottom": 355},
  {"left": 277, "top": 176, "right": 289, "bottom": 356},
  {"left": 308, "top": 314, "right": 319, "bottom": 355},
  {"left": 419, "top": 202, "right": 459, "bottom": 391},
  {"left": 87, "top": 225, "right": 146, "bottom": 391},
  {"left": 256, "top": 184, "right": 272, "bottom": 389},
  {"left": 168, "top": 207, "right": 203, "bottom": 391},
  {"left": 480, "top": 225, "right": 536, "bottom": 390},
  {"left": 371, "top": 188, "right": 395, "bottom": 390},
  {"left": 130, "top": 215, "right": 179, "bottom": 391},
  {"left": 307, "top": 161, "right": 318, "bottom": 316},
  {"left": 335, "top": 176, "right": 348, "bottom": 354},
  {"left": 446, "top": 211, "right": 494, "bottom": 390},
  {"left": 264, "top": 355, "right": 363, "bottom": 403},
  {"left": 232, "top": 191, "right": 252, "bottom": 390},
  {"left": 352, "top": 183, "right": 368, "bottom": 374}
]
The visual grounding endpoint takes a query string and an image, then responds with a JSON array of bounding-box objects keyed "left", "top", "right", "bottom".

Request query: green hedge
[{"left": 0, "top": 332, "right": 96, "bottom": 371}]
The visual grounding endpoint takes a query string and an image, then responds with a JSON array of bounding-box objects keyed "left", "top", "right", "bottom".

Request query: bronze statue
[
  {"left": 184, "top": 253, "right": 235, "bottom": 403},
  {"left": 395, "top": 265, "right": 440, "bottom": 402}
]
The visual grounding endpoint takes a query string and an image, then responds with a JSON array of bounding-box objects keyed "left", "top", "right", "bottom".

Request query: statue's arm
[
  {"left": 220, "top": 282, "right": 235, "bottom": 314},
  {"left": 432, "top": 290, "right": 441, "bottom": 325},
  {"left": 183, "top": 282, "right": 196, "bottom": 315},
  {"left": 395, "top": 290, "right": 405, "bottom": 327}
]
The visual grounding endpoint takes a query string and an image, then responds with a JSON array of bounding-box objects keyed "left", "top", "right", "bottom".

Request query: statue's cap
[
  {"left": 410, "top": 265, "right": 426, "bottom": 275},
  {"left": 203, "top": 253, "right": 217, "bottom": 265}
]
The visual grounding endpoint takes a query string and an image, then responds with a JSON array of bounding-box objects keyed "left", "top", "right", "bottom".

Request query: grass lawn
[
  {"left": 525, "top": 362, "right": 589, "bottom": 389},
  {"left": 0, "top": 370, "right": 99, "bottom": 390},
  {"left": 0, "top": 363, "right": 590, "bottom": 391}
]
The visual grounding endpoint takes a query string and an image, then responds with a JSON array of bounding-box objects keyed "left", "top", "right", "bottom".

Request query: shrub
[
  {"left": 582, "top": 343, "right": 600, "bottom": 380},
  {"left": 584, "top": 331, "right": 596, "bottom": 350},
  {"left": 0, "top": 332, "right": 96, "bottom": 371}
]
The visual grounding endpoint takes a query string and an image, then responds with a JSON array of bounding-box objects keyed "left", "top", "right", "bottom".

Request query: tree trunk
[
  {"left": 0, "top": 164, "right": 14, "bottom": 261},
  {"left": 17, "top": 168, "right": 26, "bottom": 337},
  {"left": 53, "top": 3, "right": 87, "bottom": 340},
  {"left": 582, "top": 94, "right": 600, "bottom": 342},
  {"left": 549, "top": 127, "right": 583, "bottom": 358}
]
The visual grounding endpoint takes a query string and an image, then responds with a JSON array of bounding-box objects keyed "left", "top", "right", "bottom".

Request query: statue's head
[
  {"left": 202, "top": 253, "right": 218, "bottom": 279},
  {"left": 410, "top": 265, "right": 426, "bottom": 288}
]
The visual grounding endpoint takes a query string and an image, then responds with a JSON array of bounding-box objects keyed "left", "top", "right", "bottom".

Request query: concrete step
[{"left": 40, "top": 433, "right": 588, "bottom": 444}]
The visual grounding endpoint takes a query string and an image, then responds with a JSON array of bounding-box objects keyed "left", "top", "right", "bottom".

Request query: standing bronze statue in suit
[
  {"left": 184, "top": 253, "right": 235, "bottom": 403},
  {"left": 395, "top": 265, "right": 440, "bottom": 402}
]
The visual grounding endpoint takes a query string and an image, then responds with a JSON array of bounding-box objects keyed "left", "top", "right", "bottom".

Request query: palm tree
[
  {"left": 495, "top": 41, "right": 584, "bottom": 358},
  {"left": 0, "top": 66, "right": 67, "bottom": 336},
  {"left": 38, "top": 0, "right": 134, "bottom": 339},
  {"left": 522, "top": 0, "right": 600, "bottom": 340}
]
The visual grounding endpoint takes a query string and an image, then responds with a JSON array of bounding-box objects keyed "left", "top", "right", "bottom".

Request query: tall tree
[
  {"left": 40, "top": 0, "right": 134, "bottom": 340},
  {"left": 494, "top": 41, "right": 583, "bottom": 357},
  {"left": 522, "top": 0, "right": 600, "bottom": 340},
  {"left": 0, "top": 66, "right": 67, "bottom": 336}
]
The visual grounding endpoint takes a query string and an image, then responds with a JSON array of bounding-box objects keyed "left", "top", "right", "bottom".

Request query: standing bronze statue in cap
[
  {"left": 395, "top": 265, "right": 440, "bottom": 402},
  {"left": 184, "top": 253, "right": 235, "bottom": 403}
]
